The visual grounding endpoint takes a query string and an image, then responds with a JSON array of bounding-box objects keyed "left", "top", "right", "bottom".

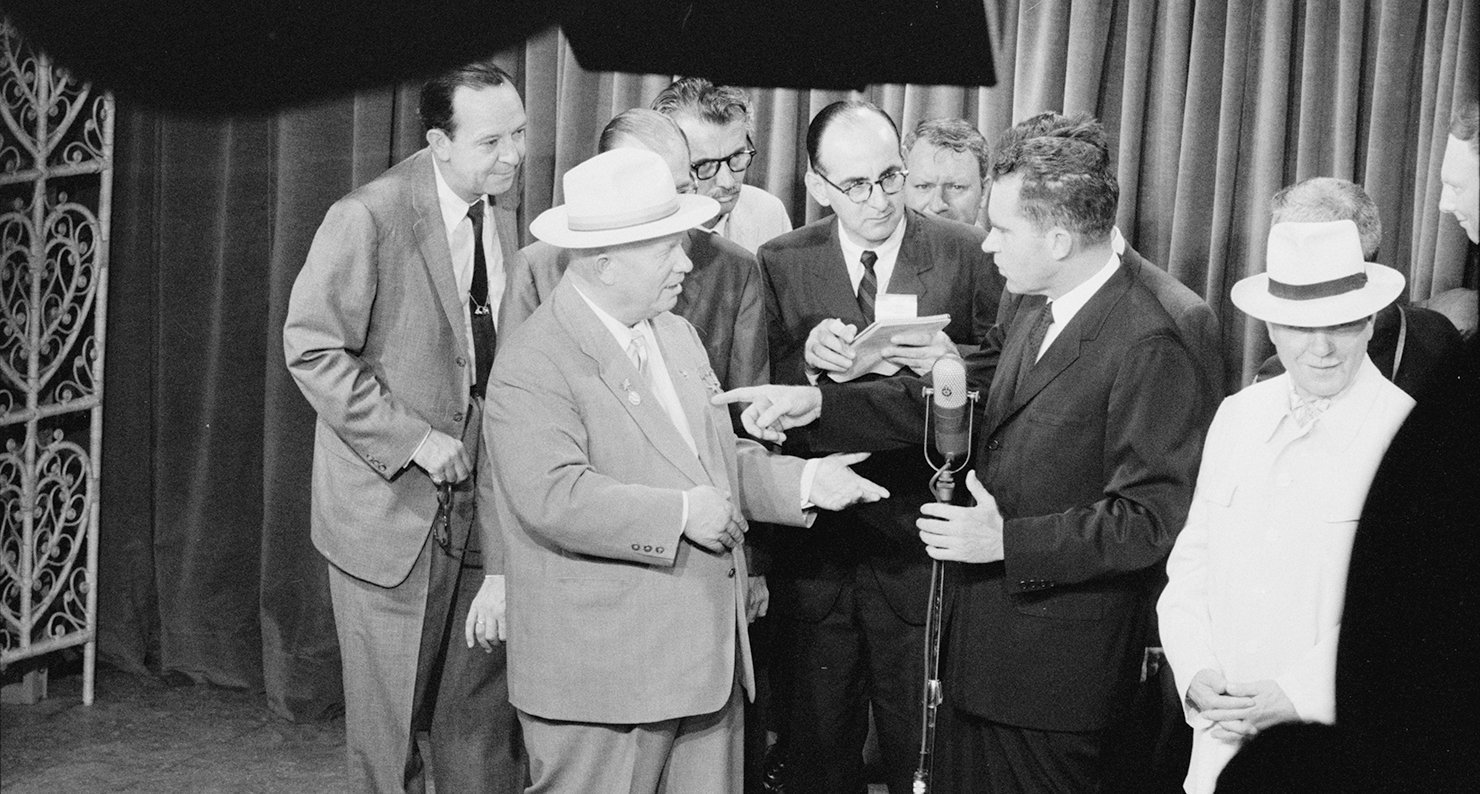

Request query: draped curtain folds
[{"left": 99, "top": 1, "right": 1477, "bottom": 721}]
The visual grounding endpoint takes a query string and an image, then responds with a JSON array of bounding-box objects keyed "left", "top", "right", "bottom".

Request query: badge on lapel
[
  {"left": 701, "top": 369, "right": 722, "bottom": 395},
  {"left": 620, "top": 378, "right": 641, "bottom": 405}
]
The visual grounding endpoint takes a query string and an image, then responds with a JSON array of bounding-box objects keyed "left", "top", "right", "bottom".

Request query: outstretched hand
[
  {"left": 808, "top": 452, "right": 890, "bottom": 510},
  {"left": 712, "top": 385, "right": 822, "bottom": 443}
]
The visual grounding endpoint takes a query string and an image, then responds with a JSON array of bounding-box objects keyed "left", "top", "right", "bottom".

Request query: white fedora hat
[
  {"left": 1231, "top": 219, "right": 1405, "bottom": 327},
  {"left": 530, "top": 148, "right": 719, "bottom": 249}
]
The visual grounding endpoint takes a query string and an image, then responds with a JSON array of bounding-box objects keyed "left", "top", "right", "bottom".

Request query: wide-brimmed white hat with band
[
  {"left": 1231, "top": 219, "right": 1405, "bottom": 327},
  {"left": 530, "top": 148, "right": 719, "bottom": 249}
]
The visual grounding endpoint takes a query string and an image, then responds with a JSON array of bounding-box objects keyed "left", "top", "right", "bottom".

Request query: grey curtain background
[{"left": 97, "top": 0, "right": 1478, "bottom": 721}]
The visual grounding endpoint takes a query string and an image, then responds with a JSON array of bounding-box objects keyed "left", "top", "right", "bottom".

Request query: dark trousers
[
  {"left": 779, "top": 565, "right": 925, "bottom": 794},
  {"left": 411, "top": 550, "right": 524, "bottom": 794},
  {"left": 938, "top": 706, "right": 1108, "bottom": 794},
  {"left": 329, "top": 511, "right": 523, "bottom": 794}
]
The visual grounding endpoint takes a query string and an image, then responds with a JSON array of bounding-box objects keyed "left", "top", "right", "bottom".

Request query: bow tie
[{"left": 1289, "top": 392, "right": 1331, "bottom": 428}]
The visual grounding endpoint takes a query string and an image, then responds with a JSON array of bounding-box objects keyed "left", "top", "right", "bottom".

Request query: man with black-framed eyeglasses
[
  {"left": 653, "top": 77, "right": 792, "bottom": 254},
  {"left": 752, "top": 99, "right": 1003, "bottom": 794}
]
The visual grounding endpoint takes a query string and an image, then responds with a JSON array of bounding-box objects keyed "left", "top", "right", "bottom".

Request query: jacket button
[
  {"left": 727, "top": 568, "right": 736, "bottom": 578},
  {"left": 987, "top": 439, "right": 1000, "bottom": 451},
  {"left": 655, "top": 546, "right": 664, "bottom": 554},
  {"left": 631, "top": 543, "right": 640, "bottom": 551},
  {"left": 643, "top": 545, "right": 652, "bottom": 552},
  {"left": 453, "top": 411, "right": 464, "bottom": 423},
  {"left": 456, "top": 356, "right": 466, "bottom": 367}
]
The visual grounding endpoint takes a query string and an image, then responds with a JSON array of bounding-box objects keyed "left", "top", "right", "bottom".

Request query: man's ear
[
  {"left": 427, "top": 127, "right": 451, "bottom": 161},
  {"left": 593, "top": 252, "right": 618, "bottom": 286},
  {"left": 1046, "top": 226, "right": 1075, "bottom": 261},
  {"left": 804, "top": 171, "right": 833, "bottom": 209}
]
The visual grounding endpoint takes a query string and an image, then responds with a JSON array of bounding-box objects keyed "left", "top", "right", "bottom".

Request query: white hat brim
[
  {"left": 529, "top": 195, "right": 720, "bottom": 249},
  {"left": 1231, "top": 263, "right": 1405, "bottom": 326}
]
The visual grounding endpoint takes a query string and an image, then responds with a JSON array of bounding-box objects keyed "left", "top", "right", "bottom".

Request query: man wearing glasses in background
[
  {"left": 752, "top": 100, "right": 1003, "bottom": 794},
  {"left": 652, "top": 77, "right": 793, "bottom": 254}
]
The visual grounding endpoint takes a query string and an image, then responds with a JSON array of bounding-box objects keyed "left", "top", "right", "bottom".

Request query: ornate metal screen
[{"left": 0, "top": 18, "right": 112, "bottom": 704}]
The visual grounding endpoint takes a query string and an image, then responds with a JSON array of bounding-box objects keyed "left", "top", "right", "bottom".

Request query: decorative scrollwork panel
[{"left": 0, "top": 18, "right": 110, "bottom": 706}]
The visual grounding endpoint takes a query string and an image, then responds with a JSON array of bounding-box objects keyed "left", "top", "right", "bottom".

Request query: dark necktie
[
  {"left": 857, "top": 249, "right": 878, "bottom": 324},
  {"left": 468, "top": 200, "right": 497, "bottom": 399},
  {"left": 1014, "top": 300, "right": 1054, "bottom": 398}
]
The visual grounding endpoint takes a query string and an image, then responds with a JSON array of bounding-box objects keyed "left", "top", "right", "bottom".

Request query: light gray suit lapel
[
  {"left": 409, "top": 151, "right": 472, "bottom": 374},
  {"left": 552, "top": 279, "right": 711, "bottom": 488},
  {"left": 653, "top": 313, "right": 729, "bottom": 489}
]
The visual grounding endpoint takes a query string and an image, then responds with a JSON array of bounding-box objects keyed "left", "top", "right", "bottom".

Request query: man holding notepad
[{"left": 751, "top": 99, "right": 1003, "bottom": 794}]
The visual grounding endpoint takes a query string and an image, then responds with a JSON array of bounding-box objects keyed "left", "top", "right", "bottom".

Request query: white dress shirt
[
  {"left": 433, "top": 160, "right": 505, "bottom": 371},
  {"left": 1032, "top": 250, "right": 1120, "bottom": 361},
  {"left": 836, "top": 211, "right": 908, "bottom": 300}
]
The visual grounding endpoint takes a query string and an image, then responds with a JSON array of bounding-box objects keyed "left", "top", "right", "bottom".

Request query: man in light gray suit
[
  {"left": 484, "top": 148, "right": 888, "bottom": 794},
  {"left": 284, "top": 60, "right": 523, "bottom": 794}
]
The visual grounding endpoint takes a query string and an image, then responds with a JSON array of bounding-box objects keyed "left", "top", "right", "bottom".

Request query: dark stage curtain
[{"left": 97, "top": 2, "right": 1478, "bottom": 722}]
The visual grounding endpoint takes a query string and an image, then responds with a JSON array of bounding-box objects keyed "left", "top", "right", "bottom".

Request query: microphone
[{"left": 931, "top": 357, "right": 970, "bottom": 466}]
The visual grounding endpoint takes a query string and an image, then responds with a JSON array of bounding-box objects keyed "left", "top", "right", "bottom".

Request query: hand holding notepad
[{"left": 827, "top": 313, "right": 953, "bottom": 382}]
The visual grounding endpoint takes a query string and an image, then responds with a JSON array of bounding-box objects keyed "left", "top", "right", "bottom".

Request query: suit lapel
[
  {"left": 410, "top": 151, "right": 472, "bottom": 363},
  {"left": 653, "top": 313, "right": 728, "bottom": 488},
  {"left": 884, "top": 211, "right": 934, "bottom": 301},
  {"left": 811, "top": 220, "right": 870, "bottom": 327},
  {"left": 983, "top": 295, "right": 1044, "bottom": 436},
  {"left": 987, "top": 266, "right": 1135, "bottom": 434},
  {"left": 552, "top": 279, "right": 711, "bottom": 487}
]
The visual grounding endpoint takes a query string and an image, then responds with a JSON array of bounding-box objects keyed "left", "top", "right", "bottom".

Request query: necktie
[
  {"left": 627, "top": 335, "right": 649, "bottom": 380},
  {"left": 1291, "top": 393, "right": 1331, "bottom": 428},
  {"left": 1013, "top": 301, "right": 1054, "bottom": 398},
  {"left": 857, "top": 249, "right": 878, "bottom": 324},
  {"left": 468, "top": 200, "right": 497, "bottom": 399}
]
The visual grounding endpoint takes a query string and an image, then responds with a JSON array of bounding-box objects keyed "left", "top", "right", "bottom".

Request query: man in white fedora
[
  {"left": 480, "top": 147, "right": 888, "bottom": 794},
  {"left": 1157, "top": 219, "right": 1416, "bottom": 794}
]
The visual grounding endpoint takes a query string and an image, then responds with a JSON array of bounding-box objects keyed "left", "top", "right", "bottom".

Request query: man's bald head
[{"left": 598, "top": 108, "right": 695, "bottom": 195}]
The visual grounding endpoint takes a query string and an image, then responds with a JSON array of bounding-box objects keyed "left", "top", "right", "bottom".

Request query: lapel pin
[{"left": 628, "top": 391, "right": 641, "bottom": 405}]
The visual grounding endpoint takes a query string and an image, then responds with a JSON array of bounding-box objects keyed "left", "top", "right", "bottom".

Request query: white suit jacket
[{"left": 1158, "top": 357, "right": 1414, "bottom": 794}]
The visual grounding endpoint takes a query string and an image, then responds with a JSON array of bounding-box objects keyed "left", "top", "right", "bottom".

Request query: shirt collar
[
  {"left": 836, "top": 210, "right": 907, "bottom": 264},
  {"left": 572, "top": 282, "right": 647, "bottom": 349},
  {"left": 432, "top": 158, "right": 485, "bottom": 234},
  {"left": 1261, "top": 356, "right": 1385, "bottom": 445},
  {"left": 1048, "top": 250, "right": 1120, "bottom": 327}
]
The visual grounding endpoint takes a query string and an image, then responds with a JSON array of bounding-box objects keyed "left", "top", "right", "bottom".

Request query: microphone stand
[{"left": 913, "top": 387, "right": 978, "bottom": 794}]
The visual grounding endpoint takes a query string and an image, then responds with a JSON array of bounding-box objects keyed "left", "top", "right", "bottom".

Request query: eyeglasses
[
  {"left": 815, "top": 168, "right": 909, "bottom": 204},
  {"left": 431, "top": 482, "right": 480, "bottom": 561},
  {"left": 692, "top": 138, "right": 757, "bottom": 180}
]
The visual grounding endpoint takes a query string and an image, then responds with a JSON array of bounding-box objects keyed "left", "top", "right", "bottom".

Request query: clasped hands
[{"left": 1186, "top": 668, "right": 1300, "bottom": 742}]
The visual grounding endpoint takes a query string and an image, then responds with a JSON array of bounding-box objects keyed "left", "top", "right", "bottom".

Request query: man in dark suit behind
[{"left": 755, "top": 99, "right": 1002, "bottom": 794}]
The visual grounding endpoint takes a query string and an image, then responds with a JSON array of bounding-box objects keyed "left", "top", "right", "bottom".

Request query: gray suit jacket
[
  {"left": 284, "top": 147, "right": 519, "bottom": 585},
  {"left": 485, "top": 276, "right": 811, "bottom": 724}
]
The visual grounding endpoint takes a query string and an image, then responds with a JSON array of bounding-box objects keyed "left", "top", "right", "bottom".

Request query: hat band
[
  {"left": 1268, "top": 271, "right": 1368, "bottom": 300},
  {"left": 567, "top": 197, "right": 680, "bottom": 232}
]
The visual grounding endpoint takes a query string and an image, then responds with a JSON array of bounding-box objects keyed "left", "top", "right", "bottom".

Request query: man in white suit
[
  {"left": 1157, "top": 220, "right": 1415, "bottom": 794},
  {"left": 483, "top": 148, "right": 888, "bottom": 794}
]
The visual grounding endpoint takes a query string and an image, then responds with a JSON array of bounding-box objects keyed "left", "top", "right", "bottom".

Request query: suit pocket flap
[{"left": 1013, "top": 589, "right": 1103, "bottom": 621}]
